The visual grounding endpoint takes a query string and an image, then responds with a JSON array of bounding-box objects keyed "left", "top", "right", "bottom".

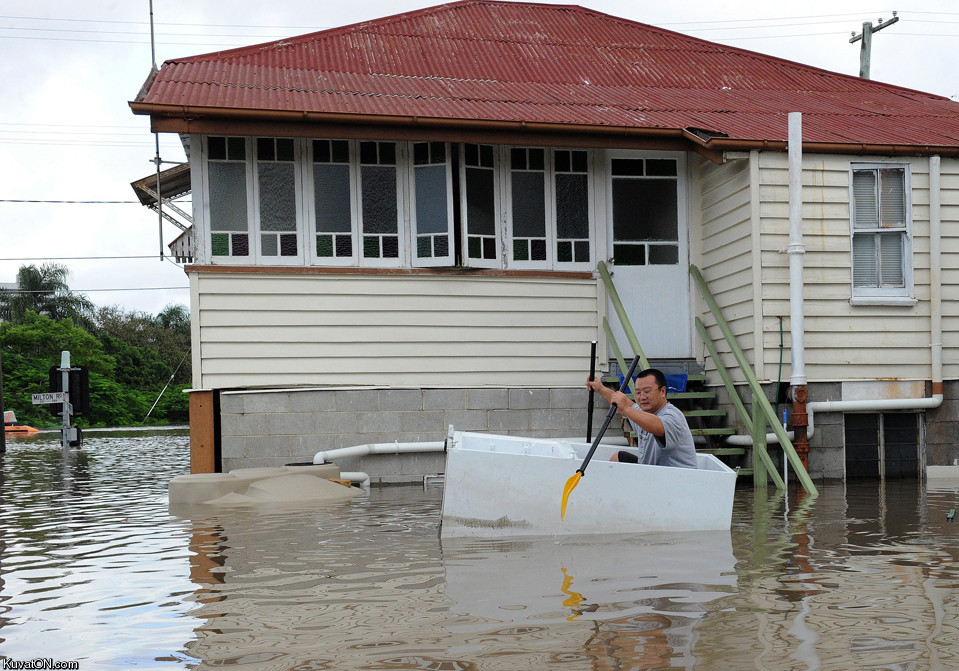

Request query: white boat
[{"left": 440, "top": 431, "right": 737, "bottom": 538}]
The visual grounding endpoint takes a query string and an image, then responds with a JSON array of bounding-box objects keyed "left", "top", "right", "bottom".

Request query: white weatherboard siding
[
  {"left": 758, "top": 153, "right": 940, "bottom": 383},
  {"left": 191, "top": 272, "right": 599, "bottom": 389},
  {"left": 697, "top": 156, "right": 754, "bottom": 384},
  {"left": 696, "top": 152, "right": 959, "bottom": 386},
  {"left": 943, "top": 158, "right": 959, "bottom": 382}
]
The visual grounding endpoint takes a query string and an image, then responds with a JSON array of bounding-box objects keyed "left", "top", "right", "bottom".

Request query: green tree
[{"left": 0, "top": 263, "right": 96, "bottom": 331}]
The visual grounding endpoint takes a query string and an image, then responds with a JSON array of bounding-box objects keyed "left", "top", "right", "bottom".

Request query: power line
[
  {"left": 5, "top": 287, "right": 188, "bottom": 294},
  {"left": 0, "top": 256, "right": 158, "bottom": 261},
  {"left": 0, "top": 199, "right": 142, "bottom": 204}
]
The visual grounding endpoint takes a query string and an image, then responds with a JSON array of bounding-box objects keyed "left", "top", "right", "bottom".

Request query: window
[
  {"left": 359, "top": 141, "right": 401, "bottom": 264},
  {"left": 844, "top": 413, "right": 919, "bottom": 478},
  {"left": 311, "top": 139, "right": 354, "bottom": 262},
  {"left": 410, "top": 142, "right": 454, "bottom": 266},
  {"left": 610, "top": 157, "right": 679, "bottom": 266},
  {"left": 461, "top": 145, "right": 593, "bottom": 270},
  {"left": 207, "top": 136, "right": 250, "bottom": 259},
  {"left": 850, "top": 164, "right": 911, "bottom": 300},
  {"left": 202, "top": 135, "right": 595, "bottom": 270},
  {"left": 462, "top": 143, "right": 499, "bottom": 267},
  {"left": 255, "top": 137, "right": 300, "bottom": 262}
]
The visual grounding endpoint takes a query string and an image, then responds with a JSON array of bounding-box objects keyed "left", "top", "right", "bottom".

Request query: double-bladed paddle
[{"left": 561, "top": 353, "right": 641, "bottom": 520}]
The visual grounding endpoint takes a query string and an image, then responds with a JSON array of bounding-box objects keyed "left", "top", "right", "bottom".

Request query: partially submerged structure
[{"left": 130, "top": 0, "right": 959, "bottom": 482}]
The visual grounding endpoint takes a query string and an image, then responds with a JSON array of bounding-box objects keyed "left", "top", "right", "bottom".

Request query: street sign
[{"left": 32, "top": 392, "right": 65, "bottom": 404}]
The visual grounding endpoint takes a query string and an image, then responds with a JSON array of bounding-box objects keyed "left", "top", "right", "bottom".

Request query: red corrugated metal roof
[{"left": 133, "top": 0, "right": 959, "bottom": 149}]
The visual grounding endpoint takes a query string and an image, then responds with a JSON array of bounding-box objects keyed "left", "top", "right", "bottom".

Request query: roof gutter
[{"left": 130, "top": 102, "right": 959, "bottom": 159}]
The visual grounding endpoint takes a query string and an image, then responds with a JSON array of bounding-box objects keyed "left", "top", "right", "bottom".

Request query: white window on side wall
[
  {"left": 461, "top": 143, "right": 501, "bottom": 268},
  {"left": 309, "top": 139, "right": 356, "bottom": 265},
  {"left": 849, "top": 163, "right": 913, "bottom": 302}
]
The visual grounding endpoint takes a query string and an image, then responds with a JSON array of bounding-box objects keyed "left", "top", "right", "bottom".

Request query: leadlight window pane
[
  {"left": 415, "top": 164, "right": 448, "bottom": 235},
  {"left": 261, "top": 234, "right": 277, "bottom": 256},
  {"left": 232, "top": 234, "right": 249, "bottom": 256},
  {"left": 313, "top": 164, "right": 352, "bottom": 233},
  {"left": 209, "top": 162, "right": 248, "bottom": 232},
  {"left": 556, "top": 173, "right": 588, "bottom": 239},
  {"left": 361, "top": 165, "right": 397, "bottom": 235},
  {"left": 227, "top": 137, "right": 246, "bottom": 160},
  {"left": 208, "top": 136, "right": 226, "bottom": 160},
  {"left": 258, "top": 162, "right": 296, "bottom": 232},
  {"left": 511, "top": 171, "right": 545, "bottom": 237}
]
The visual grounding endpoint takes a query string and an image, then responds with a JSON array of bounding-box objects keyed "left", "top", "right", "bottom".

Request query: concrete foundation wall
[
  {"left": 219, "top": 386, "right": 606, "bottom": 480},
  {"left": 709, "top": 380, "right": 959, "bottom": 481}
]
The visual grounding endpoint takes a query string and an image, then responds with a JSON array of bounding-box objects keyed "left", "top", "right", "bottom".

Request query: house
[{"left": 130, "top": 0, "right": 959, "bottom": 481}]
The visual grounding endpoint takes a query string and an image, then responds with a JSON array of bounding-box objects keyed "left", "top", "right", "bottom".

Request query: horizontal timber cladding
[
  {"left": 193, "top": 271, "right": 600, "bottom": 388},
  {"left": 698, "top": 154, "right": 756, "bottom": 385},
  {"left": 696, "top": 152, "right": 959, "bottom": 385}
]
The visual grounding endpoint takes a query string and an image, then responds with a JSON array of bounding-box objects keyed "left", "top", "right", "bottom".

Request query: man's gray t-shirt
[{"left": 627, "top": 401, "right": 698, "bottom": 469}]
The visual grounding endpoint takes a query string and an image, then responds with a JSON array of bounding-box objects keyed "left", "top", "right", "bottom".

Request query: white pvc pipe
[
  {"left": 313, "top": 441, "right": 445, "bottom": 465},
  {"left": 339, "top": 471, "right": 371, "bottom": 488},
  {"left": 787, "top": 112, "right": 806, "bottom": 387},
  {"left": 930, "top": 155, "right": 943, "bottom": 385}
]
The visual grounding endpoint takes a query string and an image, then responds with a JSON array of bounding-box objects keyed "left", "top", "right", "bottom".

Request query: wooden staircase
[{"left": 601, "top": 366, "right": 752, "bottom": 474}]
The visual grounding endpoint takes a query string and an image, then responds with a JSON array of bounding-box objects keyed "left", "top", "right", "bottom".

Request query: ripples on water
[{"left": 2, "top": 432, "right": 959, "bottom": 670}]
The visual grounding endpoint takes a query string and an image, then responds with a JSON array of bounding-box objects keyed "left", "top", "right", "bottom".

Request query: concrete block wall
[
  {"left": 219, "top": 386, "right": 607, "bottom": 478},
  {"left": 709, "top": 380, "right": 958, "bottom": 481}
]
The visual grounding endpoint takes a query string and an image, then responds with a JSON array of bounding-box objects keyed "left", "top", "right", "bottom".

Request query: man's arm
[{"left": 611, "top": 392, "right": 665, "bottom": 437}]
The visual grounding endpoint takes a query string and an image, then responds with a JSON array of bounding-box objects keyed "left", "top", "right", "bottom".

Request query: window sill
[{"left": 849, "top": 296, "right": 918, "bottom": 307}]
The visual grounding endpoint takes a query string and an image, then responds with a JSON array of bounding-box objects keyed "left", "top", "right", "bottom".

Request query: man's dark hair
[{"left": 637, "top": 368, "right": 668, "bottom": 392}]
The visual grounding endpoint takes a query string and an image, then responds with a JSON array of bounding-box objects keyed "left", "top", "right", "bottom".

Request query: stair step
[
  {"left": 697, "top": 447, "right": 746, "bottom": 456},
  {"left": 669, "top": 391, "right": 715, "bottom": 400},
  {"left": 683, "top": 409, "right": 726, "bottom": 417},
  {"left": 690, "top": 427, "right": 737, "bottom": 436}
]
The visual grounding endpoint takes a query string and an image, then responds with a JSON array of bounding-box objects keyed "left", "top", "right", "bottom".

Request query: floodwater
[{"left": 2, "top": 432, "right": 959, "bottom": 670}]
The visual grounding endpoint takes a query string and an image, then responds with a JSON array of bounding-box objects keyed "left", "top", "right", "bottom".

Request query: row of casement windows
[
  {"left": 204, "top": 136, "right": 610, "bottom": 270},
  {"left": 204, "top": 136, "right": 911, "bottom": 297}
]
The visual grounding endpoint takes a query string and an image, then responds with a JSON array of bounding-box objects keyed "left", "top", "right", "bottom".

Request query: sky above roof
[{"left": 2, "top": 0, "right": 957, "bottom": 315}]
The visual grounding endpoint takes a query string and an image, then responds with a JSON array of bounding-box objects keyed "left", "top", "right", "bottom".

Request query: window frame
[
  {"left": 204, "top": 135, "right": 255, "bottom": 265},
  {"left": 848, "top": 162, "right": 914, "bottom": 303},
  {"left": 459, "top": 143, "right": 503, "bottom": 269},
  {"left": 305, "top": 138, "right": 359, "bottom": 267},
  {"left": 252, "top": 136, "right": 305, "bottom": 265},
  {"left": 409, "top": 141, "right": 456, "bottom": 268}
]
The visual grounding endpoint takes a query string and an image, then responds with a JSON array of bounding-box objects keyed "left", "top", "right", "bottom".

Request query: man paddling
[{"left": 586, "top": 368, "right": 698, "bottom": 469}]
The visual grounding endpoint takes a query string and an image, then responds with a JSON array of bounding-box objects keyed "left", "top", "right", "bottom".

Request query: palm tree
[{"left": 0, "top": 263, "right": 96, "bottom": 330}]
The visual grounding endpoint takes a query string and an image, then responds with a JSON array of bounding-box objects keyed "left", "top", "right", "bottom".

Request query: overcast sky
[{"left": 2, "top": 1, "right": 956, "bottom": 316}]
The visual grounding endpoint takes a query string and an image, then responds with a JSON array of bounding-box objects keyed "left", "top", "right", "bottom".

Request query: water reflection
[{"left": 3, "top": 434, "right": 959, "bottom": 669}]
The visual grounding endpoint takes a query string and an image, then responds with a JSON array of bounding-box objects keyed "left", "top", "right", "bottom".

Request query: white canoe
[{"left": 440, "top": 431, "right": 737, "bottom": 538}]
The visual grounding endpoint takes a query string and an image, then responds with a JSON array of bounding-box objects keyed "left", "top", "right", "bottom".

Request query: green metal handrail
[{"left": 689, "top": 264, "right": 818, "bottom": 497}]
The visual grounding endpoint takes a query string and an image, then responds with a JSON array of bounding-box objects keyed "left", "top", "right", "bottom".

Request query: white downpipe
[
  {"left": 313, "top": 441, "right": 446, "bottom": 465},
  {"left": 787, "top": 112, "right": 806, "bottom": 387}
]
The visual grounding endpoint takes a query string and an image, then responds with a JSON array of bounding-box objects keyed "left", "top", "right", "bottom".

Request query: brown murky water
[{"left": 2, "top": 431, "right": 959, "bottom": 670}]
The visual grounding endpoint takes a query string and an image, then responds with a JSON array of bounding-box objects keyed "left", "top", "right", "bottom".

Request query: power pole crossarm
[{"left": 850, "top": 13, "right": 899, "bottom": 79}]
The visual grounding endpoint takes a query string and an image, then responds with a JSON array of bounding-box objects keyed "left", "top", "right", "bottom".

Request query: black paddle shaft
[
  {"left": 577, "top": 354, "right": 641, "bottom": 476},
  {"left": 586, "top": 340, "right": 597, "bottom": 441}
]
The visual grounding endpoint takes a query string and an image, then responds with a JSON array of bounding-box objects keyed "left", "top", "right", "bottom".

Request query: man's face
[{"left": 634, "top": 375, "right": 667, "bottom": 413}]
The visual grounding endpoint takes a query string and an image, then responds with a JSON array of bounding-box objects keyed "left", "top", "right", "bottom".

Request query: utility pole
[{"left": 850, "top": 12, "right": 899, "bottom": 79}]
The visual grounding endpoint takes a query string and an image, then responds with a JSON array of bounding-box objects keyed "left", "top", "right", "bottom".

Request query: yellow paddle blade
[{"left": 560, "top": 471, "right": 582, "bottom": 520}]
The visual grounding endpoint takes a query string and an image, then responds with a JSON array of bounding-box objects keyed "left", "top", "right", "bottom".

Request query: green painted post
[
  {"left": 752, "top": 403, "right": 768, "bottom": 489},
  {"left": 597, "top": 261, "right": 650, "bottom": 370},
  {"left": 603, "top": 318, "right": 637, "bottom": 400},
  {"left": 690, "top": 265, "right": 818, "bottom": 498},
  {"left": 695, "top": 318, "right": 784, "bottom": 489}
]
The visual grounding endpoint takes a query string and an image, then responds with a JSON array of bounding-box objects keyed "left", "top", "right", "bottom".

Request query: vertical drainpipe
[
  {"left": 786, "top": 112, "right": 811, "bottom": 469},
  {"left": 930, "top": 155, "right": 943, "bottom": 395}
]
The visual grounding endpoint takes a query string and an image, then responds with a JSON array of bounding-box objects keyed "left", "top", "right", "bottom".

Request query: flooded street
[{"left": 2, "top": 431, "right": 959, "bottom": 669}]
